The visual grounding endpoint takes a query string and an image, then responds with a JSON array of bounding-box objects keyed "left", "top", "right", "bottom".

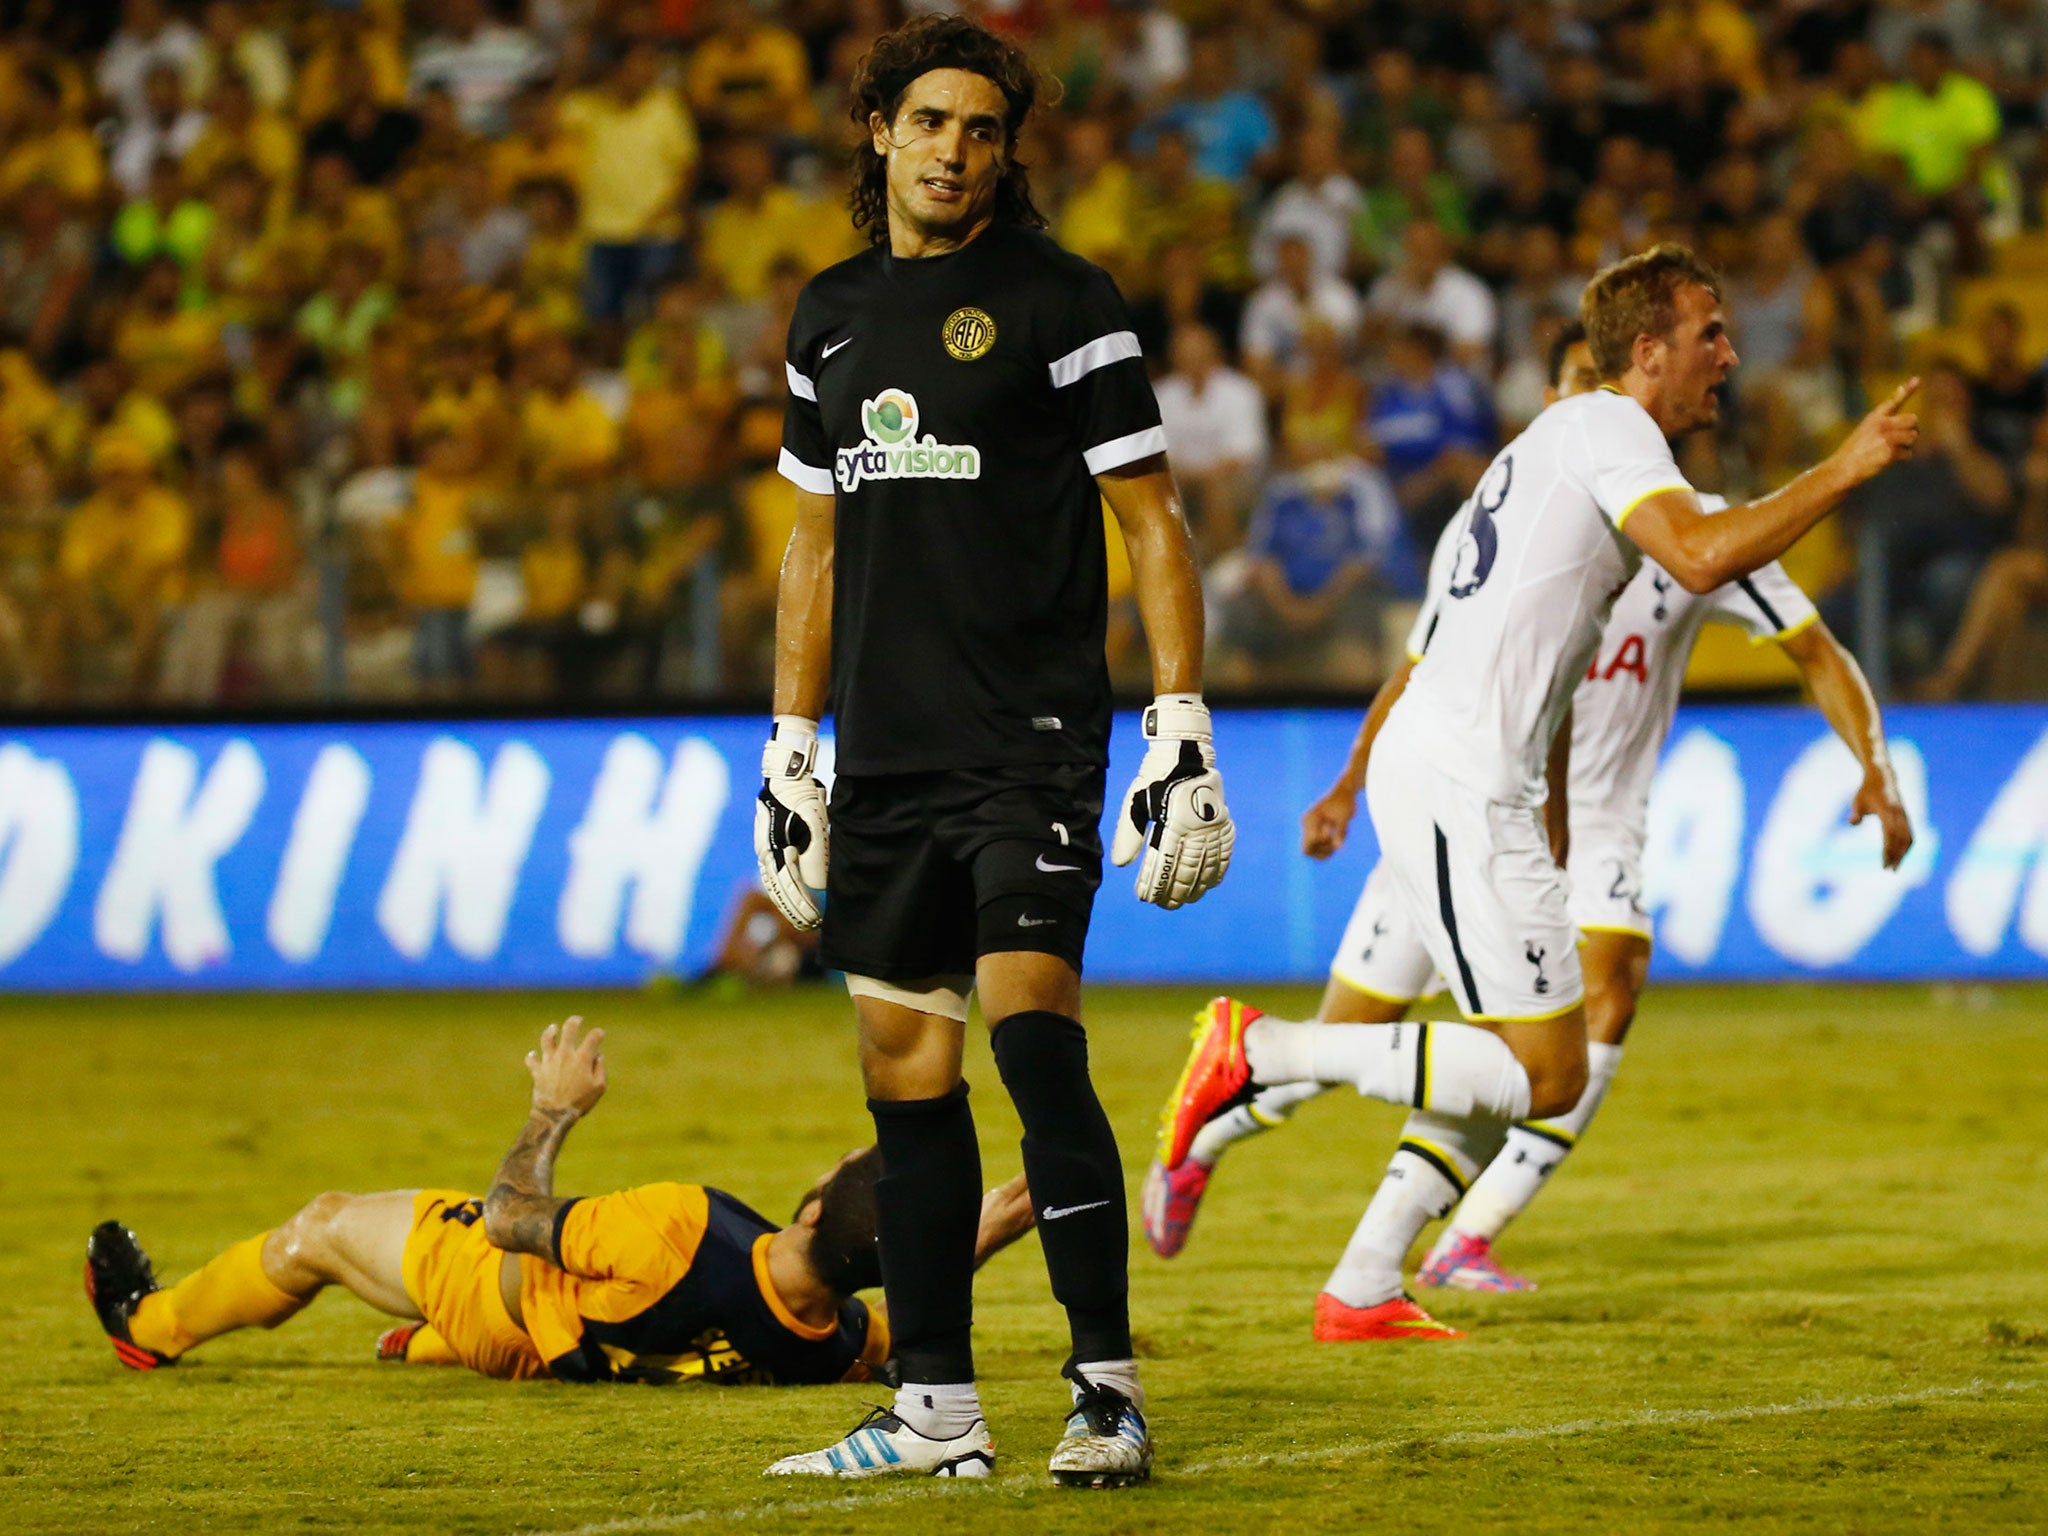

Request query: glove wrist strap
[
  {"left": 764, "top": 716, "right": 819, "bottom": 778},
  {"left": 1144, "top": 694, "right": 1211, "bottom": 743}
]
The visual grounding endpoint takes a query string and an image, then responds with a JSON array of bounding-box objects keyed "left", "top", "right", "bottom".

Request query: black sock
[
  {"left": 868, "top": 1083, "right": 981, "bottom": 1385},
  {"left": 989, "top": 1011, "right": 1132, "bottom": 1367}
]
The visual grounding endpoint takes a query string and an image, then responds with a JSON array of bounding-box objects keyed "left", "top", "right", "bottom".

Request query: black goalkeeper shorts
[{"left": 820, "top": 763, "right": 1105, "bottom": 982}]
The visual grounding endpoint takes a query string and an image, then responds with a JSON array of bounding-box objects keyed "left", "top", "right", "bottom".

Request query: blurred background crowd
[{"left": 1, "top": 0, "right": 2046, "bottom": 711}]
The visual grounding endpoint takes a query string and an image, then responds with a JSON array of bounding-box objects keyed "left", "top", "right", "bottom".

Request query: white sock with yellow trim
[
  {"left": 1187, "top": 1081, "right": 1328, "bottom": 1166},
  {"left": 1450, "top": 1043, "right": 1623, "bottom": 1243},
  {"left": 1323, "top": 1111, "right": 1511, "bottom": 1308},
  {"left": 1245, "top": 1019, "right": 1531, "bottom": 1119}
]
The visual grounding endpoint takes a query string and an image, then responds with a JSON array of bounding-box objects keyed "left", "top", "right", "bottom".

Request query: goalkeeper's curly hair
[{"left": 847, "top": 14, "right": 1050, "bottom": 246}]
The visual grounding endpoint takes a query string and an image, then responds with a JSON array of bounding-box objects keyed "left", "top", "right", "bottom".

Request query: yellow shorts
[{"left": 401, "top": 1190, "right": 547, "bottom": 1382}]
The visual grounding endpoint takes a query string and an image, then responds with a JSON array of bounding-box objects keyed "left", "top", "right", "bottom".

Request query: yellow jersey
[{"left": 515, "top": 1183, "right": 887, "bottom": 1385}]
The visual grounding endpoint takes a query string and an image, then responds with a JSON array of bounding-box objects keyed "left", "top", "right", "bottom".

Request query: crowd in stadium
[{"left": 1, "top": 0, "right": 2045, "bottom": 708}]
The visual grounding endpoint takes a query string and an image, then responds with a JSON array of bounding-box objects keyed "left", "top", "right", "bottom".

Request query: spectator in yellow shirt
[
  {"left": 396, "top": 422, "right": 489, "bottom": 695},
  {"left": 275, "top": 151, "right": 405, "bottom": 294},
  {"left": 699, "top": 136, "right": 852, "bottom": 304},
  {"left": 182, "top": 72, "right": 298, "bottom": 226},
  {"left": 685, "top": 0, "right": 817, "bottom": 141},
  {"left": 419, "top": 335, "right": 514, "bottom": 468},
  {"left": 623, "top": 412, "right": 732, "bottom": 692},
  {"left": 295, "top": 9, "right": 409, "bottom": 126},
  {"left": 396, "top": 235, "right": 515, "bottom": 362},
  {"left": 723, "top": 446, "right": 795, "bottom": 689},
  {"left": 623, "top": 277, "right": 729, "bottom": 395},
  {"left": 48, "top": 358, "right": 178, "bottom": 490},
  {"left": 515, "top": 177, "right": 586, "bottom": 334},
  {"left": 0, "top": 348, "right": 60, "bottom": 463},
  {"left": 1640, "top": 0, "right": 1762, "bottom": 96},
  {"left": 482, "top": 485, "right": 633, "bottom": 697},
  {"left": 113, "top": 255, "right": 226, "bottom": 400},
  {"left": 1132, "top": 127, "right": 1247, "bottom": 291},
  {"left": 0, "top": 66, "right": 106, "bottom": 207},
  {"left": 185, "top": 0, "right": 294, "bottom": 116},
  {"left": 561, "top": 43, "right": 699, "bottom": 329},
  {"left": 517, "top": 328, "right": 620, "bottom": 487},
  {"left": 193, "top": 158, "right": 285, "bottom": 324},
  {"left": 626, "top": 327, "right": 733, "bottom": 494},
  {"left": 47, "top": 432, "right": 192, "bottom": 701},
  {"left": 491, "top": 84, "right": 582, "bottom": 201},
  {"left": 478, "top": 485, "right": 585, "bottom": 696},
  {"left": 1055, "top": 117, "right": 1140, "bottom": 289}
]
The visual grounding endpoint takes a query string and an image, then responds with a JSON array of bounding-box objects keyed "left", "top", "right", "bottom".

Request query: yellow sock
[
  {"left": 128, "top": 1233, "right": 309, "bottom": 1358},
  {"left": 404, "top": 1325, "right": 461, "bottom": 1366}
]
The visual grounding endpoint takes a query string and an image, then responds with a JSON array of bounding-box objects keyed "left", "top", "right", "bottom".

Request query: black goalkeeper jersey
[{"left": 779, "top": 224, "right": 1166, "bottom": 776}]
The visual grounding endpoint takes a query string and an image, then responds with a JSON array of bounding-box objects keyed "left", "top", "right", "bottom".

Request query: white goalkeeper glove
[
  {"left": 1110, "top": 694, "right": 1234, "bottom": 909},
  {"left": 754, "top": 715, "right": 828, "bottom": 930}
]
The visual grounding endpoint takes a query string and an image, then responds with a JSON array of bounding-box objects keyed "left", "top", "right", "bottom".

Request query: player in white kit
[
  {"left": 1141, "top": 326, "right": 1914, "bottom": 1306},
  {"left": 1155, "top": 245, "right": 1921, "bottom": 1341}
]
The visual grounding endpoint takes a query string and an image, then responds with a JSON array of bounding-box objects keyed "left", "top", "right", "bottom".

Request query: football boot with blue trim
[
  {"left": 764, "top": 1405, "right": 995, "bottom": 1479},
  {"left": 1048, "top": 1368, "right": 1152, "bottom": 1488}
]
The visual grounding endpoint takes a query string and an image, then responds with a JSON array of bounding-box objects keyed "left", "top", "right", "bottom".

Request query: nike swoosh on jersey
[
  {"left": 1040, "top": 1200, "right": 1112, "bottom": 1220},
  {"left": 821, "top": 337, "right": 853, "bottom": 359},
  {"left": 1035, "top": 854, "right": 1082, "bottom": 872}
]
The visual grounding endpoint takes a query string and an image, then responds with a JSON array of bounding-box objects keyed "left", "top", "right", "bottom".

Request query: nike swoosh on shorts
[{"left": 1036, "top": 855, "right": 1082, "bottom": 872}]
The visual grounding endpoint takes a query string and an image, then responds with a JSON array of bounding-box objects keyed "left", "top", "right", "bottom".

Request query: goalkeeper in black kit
[{"left": 751, "top": 13, "right": 1231, "bottom": 1490}]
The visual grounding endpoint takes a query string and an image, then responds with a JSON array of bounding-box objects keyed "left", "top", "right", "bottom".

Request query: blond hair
[{"left": 1580, "top": 244, "right": 1723, "bottom": 380}]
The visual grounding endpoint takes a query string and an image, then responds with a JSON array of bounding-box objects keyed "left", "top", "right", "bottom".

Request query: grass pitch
[{"left": 5, "top": 981, "right": 2045, "bottom": 1534}]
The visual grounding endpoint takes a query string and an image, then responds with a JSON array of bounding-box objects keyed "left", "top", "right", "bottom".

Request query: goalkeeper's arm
[
  {"left": 772, "top": 488, "right": 836, "bottom": 720},
  {"left": 755, "top": 489, "right": 836, "bottom": 930},
  {"left": 1099, "top": 454, "right": 1203, "bottom": 696},
  {"left": 1101, "top": 455, "right": 1233, "bottom": 908}
]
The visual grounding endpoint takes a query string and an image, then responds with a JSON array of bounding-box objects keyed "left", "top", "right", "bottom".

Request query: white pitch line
[
  {"left": 1177, "top": 1375, "right": 2040, "bottom": 1475},
  {"left": 523, "top": 1378, "right": 2039, "bottom": 1536}
]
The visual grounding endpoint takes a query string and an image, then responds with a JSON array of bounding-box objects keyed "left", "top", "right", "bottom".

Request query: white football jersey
[
  {"left": 1408, "top": 483, "right": 1821, "bottom": 829},
  {"left": 1569, "top": 497, "right": 1815, "bottom": 833},
  {"left": 1396, "top": 388, "right": 1687, "bottom": 805}
]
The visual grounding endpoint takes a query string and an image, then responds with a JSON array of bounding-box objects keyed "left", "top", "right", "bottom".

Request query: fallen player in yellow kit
[{"left": 85, "top": 1019, "right": 1034, "bottom": 1385}]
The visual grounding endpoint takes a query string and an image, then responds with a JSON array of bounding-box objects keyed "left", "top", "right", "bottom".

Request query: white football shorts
[
  {"left": 1565, "top": 814, "right": 1654, "bottom": 942},
  {"left": 1363, "top": 705, "right": 1583, "bottom": 1022},
  {"left": 1328, "top": 858, "right": 1442, "bottom": 1003}
]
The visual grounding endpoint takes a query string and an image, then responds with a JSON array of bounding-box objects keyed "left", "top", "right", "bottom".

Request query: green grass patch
[{"left": 5, "top": 982, "right": 2045, "bottom": 1533}]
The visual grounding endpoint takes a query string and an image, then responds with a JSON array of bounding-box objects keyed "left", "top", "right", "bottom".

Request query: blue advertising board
[{"left": 0, "top": 706, "right": 2043, "bottom": 990}]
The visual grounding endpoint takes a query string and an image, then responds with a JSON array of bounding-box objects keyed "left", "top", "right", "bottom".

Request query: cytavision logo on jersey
[{"left": 836, "top": 389, "right": 981, "bottom": 491}]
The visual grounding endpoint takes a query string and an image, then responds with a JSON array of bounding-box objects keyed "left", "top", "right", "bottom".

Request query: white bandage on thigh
[{"left": 844, "top": 973, "right": 976, "bottom": 1022}]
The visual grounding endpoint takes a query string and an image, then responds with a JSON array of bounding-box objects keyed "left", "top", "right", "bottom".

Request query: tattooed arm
[{"left": 483, "top": 1017, "right": 607, "bottom": 1259}]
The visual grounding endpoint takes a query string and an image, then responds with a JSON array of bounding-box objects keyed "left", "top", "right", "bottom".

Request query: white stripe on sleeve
[
  {"left": 1049, "top": 330, "right": 1143, "bottom": 389},
  {"left": 777, "top": 448, "right": 835, "bottom": 495},
  {"left": 786, "top": 363, "right": 817, "bottom": 402},
  {"left": 1082, "top": 424, "right": 1169, "bottom": 475}
]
